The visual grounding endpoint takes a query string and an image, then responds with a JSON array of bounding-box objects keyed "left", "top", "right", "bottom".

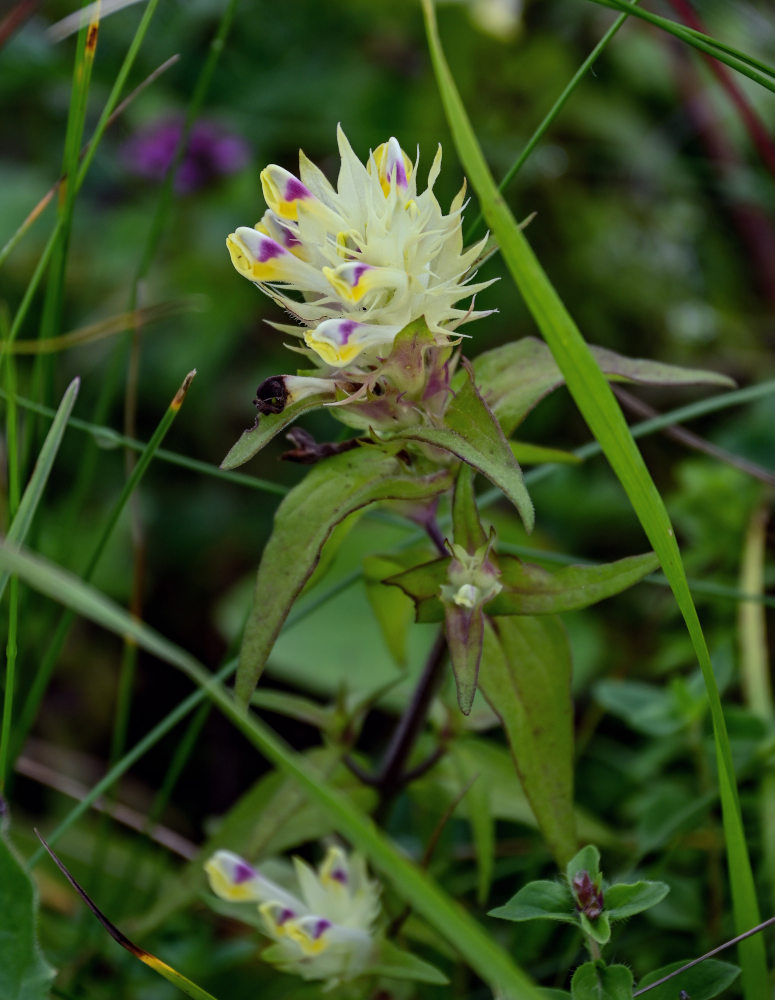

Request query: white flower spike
[
  {"left": 205, "top": 845, "right": 381, "bottom": 985},
  {"left": 228, "top": 125, "right": 493, "bottom": 374}
]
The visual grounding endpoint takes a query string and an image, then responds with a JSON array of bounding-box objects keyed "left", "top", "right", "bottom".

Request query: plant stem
[{"left": 373, "top": 629, "right": 447, "bottom": 821}]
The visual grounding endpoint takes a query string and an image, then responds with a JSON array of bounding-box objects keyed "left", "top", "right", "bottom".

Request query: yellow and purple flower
[
  {"left": 227, "top": 126, "right": 492, "bottom": 386},
  {"left": 205, "top": 845, "right": 381, "bottom": 985}
]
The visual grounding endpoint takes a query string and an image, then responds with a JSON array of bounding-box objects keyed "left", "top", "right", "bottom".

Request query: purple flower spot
[
  {"left": 276, "top": 907, "right": 295, "bottom": 925},
  {"left": 350, "top": 264, "right": 372, "bottom": 287},
  {"left": 313, "top": 918, "right": 332, "bottom": 940},
  {"left": 233, "top": 861, "right": 256, "bottom": 884},
  {"left": 279, "top": 227, "right": 301, "bottom": 248},
  {"left": 335, "top": 320, "right": 360, "bottom": 344},
  {"left": 392, "top": 159, "right": 408, "bottom": 188},
  {"left": 284, "top": 177, "right": 311, "bottom": 202},
  {"left": 257, "top": 239, "right": 286, "bottom": 262},
  {"left": 330, "top": 867, "right": 348, "bottom": 884}
]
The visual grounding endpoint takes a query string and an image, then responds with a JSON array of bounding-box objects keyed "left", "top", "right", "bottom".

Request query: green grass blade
[
  {"left": 420, "top": 2, "right": 767, "bottom": 996},
  {"left": 587, "top": 0, "right": 775, "bottom": 93},
  {"left": 38, "top": 833, "right": 221, "bottom": 1000},
  {"left": 12, "top": 372, "right": 196, "bottom": 764},
  {"left": 3, "top": 543, "right": 545, "bottom": 1000},
  {"left": 0, "top": 378, "right": 79, "bottom": 604},
  {"left": 465, "top": 0, "right": 640, "bottom": 241}
]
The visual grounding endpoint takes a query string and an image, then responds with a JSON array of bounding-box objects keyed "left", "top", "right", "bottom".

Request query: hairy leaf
[
  {"left": 235, "top": 445, "right": 452, "bottom": 703},
  {"left": 0, "top": 803, "right": 56, "bottom": 1000},
  {"left": 472, "top": 337, "right": 734, "bottom": 437},
  {"left": 489, "top": 879, "right": 575, "bottom": 925},
  {"left": 605, "top": 880, "right": 670, "bottom": 921},
  {"left": 389, "top": 360, "right": 534, "bottom": 530},
  {"left": 571, "top": 962, "right": 633, "bottom": 1000},
  {"left": 637, "top": 959, "right": 740, "bottom": 1000},
  {"left": 389, "top": 552, "right": 658, "bottom": 623},
  {"left": 479, "top": 616, "right": 576, "bottom": 866}
]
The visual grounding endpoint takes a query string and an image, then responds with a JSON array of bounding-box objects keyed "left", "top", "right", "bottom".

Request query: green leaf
[
  {"left": 605, "top": 880, "right": 670, "bottom": 921},
  {"left": 472, "top": 337, "right": 733, "bottom": 438},
  {"left": 452, "top": 462, "right": 487, "bottom": 551},
  {"left": 637, "top": 959, "right": 740, "bottom": 1000},
  {"left": 235, "top": 444, "right": 452, "bottom": 704},
  {"left": 363, "top": 554, "right": 416, "bottom": 668},
  {"left": 0, "top": 804, "right": 56, "bottom": 1000},
  {"left": 389, "top": 359, "right": 534, "bottom": 530},
  {"left": 0, "top": 377, "right": 79, "bottom": 603},
  {"left": 371, "top": 938, "right": 449, "bottom": 984},
  {"left": 511, "top": 441, "right": 581, "bottom": 466},
  {"left": 593, "top": 679, "right": 700, "bottom": 737},
  {"left": 479, "top": 616, "right": 576, "bottom": 866},
  {"left": 0, "top": 542, "right": 544, "bottom": 1000},
  {"left": 221, "top": 389, "right": 334, "bottom": 470},
  {"left": 580, "top": 911, "right": 611, "bottom": 946},
  {"left": 567, "top": 846, "right": 601, "bottom": 884},
  {"left": 571, "top": 962, "right": 633, "bottom": 1000},
  {"left": 489, "top": 879, "right": 576, "bottom": 925},
  {"left": 451, "top": 741, "right": 495, "bottom": 905},
  {"left": 389, "top": 552, "right": 657, "bottom": 624},
  {"left": 446, "top": 603, "right": 484, "bottom": 715},
  {"left": 489, "top": 552, "right": 659, "bottom": 616},
  {"left": 421, "top": 4, "right": 766, "bottom": 994}
]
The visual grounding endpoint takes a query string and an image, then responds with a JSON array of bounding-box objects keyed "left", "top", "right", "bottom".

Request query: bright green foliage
[
  {"left": 637, "top": 959, "right": 740, "bottom": 1000},
  {"left": 479, "top": 616, "right": 576, "bottom": 866},
  {"left": 0, "top": 806, "right": 56, "bottom": 1000},
  {"left": 491, "top": 844, "right": 669, "bottom": 951},
  {"left": 571, "top": 962, "right": 633, "bottom": 1000}
]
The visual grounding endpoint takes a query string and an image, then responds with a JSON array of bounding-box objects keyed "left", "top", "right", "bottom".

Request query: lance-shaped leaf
[
  {"left": 472, "top": 337, "right": 735, "bottom": 437},
  {"left": 0, "top": 801, "right": 55, "bottom": 1000},
  {"left": 479, "top": 616, "right": 576, "bottom": 867},
  {"left": 388, "top": 359, "right": 534, "bottom": 530},
  {"left": 235, "top": 445, "right": 453, "bottom": 704},
  {"left": 0, "top": 377, "right": 79, "bottom": 603},
  {"left": 221, "top": 382, "right": 335, "bottom": 470},
  {"left": 389, "top": 551, "right": 659, "bottom": 624}
]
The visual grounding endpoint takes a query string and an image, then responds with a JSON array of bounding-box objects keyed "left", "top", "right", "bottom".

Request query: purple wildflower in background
[{"left": 122, "top": 117, "right": 250, "bottom": 193}]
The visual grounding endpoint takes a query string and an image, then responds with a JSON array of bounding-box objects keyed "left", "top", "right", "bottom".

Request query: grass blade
[
  {"left": 420, "top": 2, "right": 767, "bottom": 995},
  {"left": 37, "top": 833, "right": 221, "bottom": 1000},
  {"left": 0, "top": 378, "right": 79, "bottom": 603}
]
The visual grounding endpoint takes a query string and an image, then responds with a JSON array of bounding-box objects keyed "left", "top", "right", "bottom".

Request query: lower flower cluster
[{"left": 205, "top": 845, "right": 380, "bottom": 985}]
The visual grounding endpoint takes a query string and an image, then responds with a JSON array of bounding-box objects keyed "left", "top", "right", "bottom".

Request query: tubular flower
[
  {"left": 227, "top": 126, "right": 493, "bottom": 379},
  {"left": 205, "top": 846, "right": 381, "bottom": 985}
]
